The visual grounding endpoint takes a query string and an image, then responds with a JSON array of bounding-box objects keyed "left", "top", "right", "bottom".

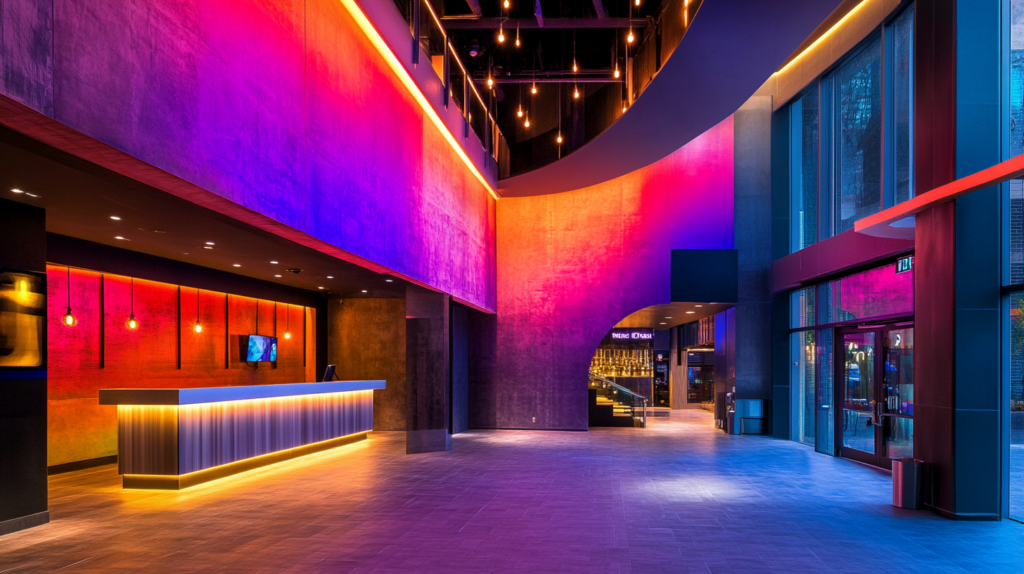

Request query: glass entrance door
[
  {"left": 840, "top": 331, "right": 878, "bottom": 464},
  {"left": 837, "top": 326, "right": 914, "bottom": 469}
]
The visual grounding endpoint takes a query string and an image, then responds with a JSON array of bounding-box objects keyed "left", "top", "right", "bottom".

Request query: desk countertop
[{"left": 99, "top": 380, "right": 386, "bottom": 406}]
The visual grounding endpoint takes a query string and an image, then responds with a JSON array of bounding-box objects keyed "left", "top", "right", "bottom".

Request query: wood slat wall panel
[
  {"left": 177, "top": 390, "right": 373, "bottom": 474},
  {"left": 117, "top": 405, "right": 178, "bottom": 475}
]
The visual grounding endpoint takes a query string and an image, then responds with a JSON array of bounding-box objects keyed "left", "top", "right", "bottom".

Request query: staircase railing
[{"left": 589, "top": 373, "right": 647, "bottom": 428}]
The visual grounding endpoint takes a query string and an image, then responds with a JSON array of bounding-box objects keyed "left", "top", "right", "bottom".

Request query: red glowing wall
[
  {"left": 484, "top": 117, "right": 736, "bottom": 430},
  {"left": 47, "top": 265, "right": 316, "bottom": 466}
]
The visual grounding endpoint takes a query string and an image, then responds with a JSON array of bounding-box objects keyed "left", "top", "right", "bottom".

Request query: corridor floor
[{"left": 1, "top": 410, "right": 1021, "bottom": 573}]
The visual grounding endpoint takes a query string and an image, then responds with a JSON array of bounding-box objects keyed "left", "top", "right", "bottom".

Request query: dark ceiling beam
[
  {"left": 440, "top": 17, "right": 647, "bottom": 29},
  {"left": 463, "top": 0, "right": 482, "bottom": 17},
  {"left": 590, "top": 0, "right": 608, "bottom": 19},
  {"left": 475, "top": 77, "right": 622, "bottom": 84}
]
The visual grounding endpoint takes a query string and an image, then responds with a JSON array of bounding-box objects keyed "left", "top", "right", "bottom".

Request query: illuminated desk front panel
[{"left": 99, "top": 381, "right": 385, "bottom": 489}]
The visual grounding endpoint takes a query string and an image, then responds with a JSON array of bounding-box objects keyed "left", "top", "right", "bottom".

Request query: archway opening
[{"left": 587, "top": 303, "right": 731, "bottom": 429}]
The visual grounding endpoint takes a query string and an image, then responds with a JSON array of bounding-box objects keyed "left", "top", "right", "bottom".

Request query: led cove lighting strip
[
  {"left": 338, "top": 0, "right": 501, "bottom": 201},
  {"left": 773, "top": 0, "right": 871, "bottom": 77}
]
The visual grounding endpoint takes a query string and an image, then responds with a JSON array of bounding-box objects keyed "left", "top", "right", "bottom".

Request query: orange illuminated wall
[{"left": 47, "top": 265, "right": 317, "bottom": 466}]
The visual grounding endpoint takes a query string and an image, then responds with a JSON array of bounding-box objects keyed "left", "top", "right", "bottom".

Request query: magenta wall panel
[
  {"left": 489, "top": 117, "right": 735, "bottom": 430},
  {"left": 5, "top": 0, "right": 495, "bottom": 310}
]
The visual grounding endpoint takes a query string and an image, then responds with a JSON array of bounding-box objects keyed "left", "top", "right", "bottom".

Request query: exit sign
[{"left": 896, "top": 255, "right": 914, "bottom": 274}]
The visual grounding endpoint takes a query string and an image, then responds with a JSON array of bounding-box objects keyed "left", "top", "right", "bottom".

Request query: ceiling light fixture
[
  {"left": 318, "top": 286, "right": 324, "bottom": 290},
  {"left": 127, "top": 277, "right": 139, "bottom": 330},
  {"left": 275, "top": 274, "right": 282, "bottom": 278},
  {"left": 115, "top": 236, "right": 126, "bottom": 240},
  {"left": 327, "top": 276, "right": 334, "bottom": 279},
  {"left": 110, "top": 216, "right": 121, "bottom": 220},
  {"left": 361, "top": 290, "right": 368, "bottom": 293},
  {"left": 386, "top": 279, "right": 394, "bottom": 283},
  {"left": 11, "top": 188, "right": 24, "bottom": 193},
  {"left": 24, "top": 193, "right": 40, "bottom": 198},
  {"left": 194, "top": 288, "right": 202, "bottom": 333},
  {"left": 206, "top": 242, "right": 215, "bottom": 245},
  {"left": 270, "top": 261, "right": 278, "bottom": 264},
  {"left": 686, "top": 311, "right": 695, "bottom": 314},
  {"left": 233, "top": 264, "right": 241, "bottom": 267},
  {"left": 695, "top": 304, "right": 703, "bottom": 308},
  {"left": 204, "top": 246, "right": 214, "bottom": 250},
  {"left": 62, "top": 267, "right": 76, "bottom": 327}
]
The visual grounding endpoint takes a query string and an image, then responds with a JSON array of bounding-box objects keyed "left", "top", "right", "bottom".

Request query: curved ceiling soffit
[{"left": 497, "top": 0, "right": 844, "bottom": 198}]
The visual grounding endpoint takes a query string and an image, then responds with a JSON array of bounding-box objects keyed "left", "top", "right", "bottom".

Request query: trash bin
[
  {"left": 726, "top": 410, "right": 735, "bottom": 434},
  {"left": 892, "top": 458, "right": 922, "bottom": 509}
]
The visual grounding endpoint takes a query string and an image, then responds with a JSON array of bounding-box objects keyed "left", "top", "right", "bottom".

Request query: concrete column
[
  {"left": 669, "top": 328, "right": 687, "bottom": 409},
  {"left": 405, "top": 285, "right": 451, "bottom": 453},
  {"left": 450, "top": 304, "right": 469, "bottom": 434},
  {"left": 733, "top": 93, "right": 774, "bottom": 429},
  {"left": 0, "top": 198, "right": 48, "bottom": 536},
  {"left": 326, "top": 298, "right": 406, "bottom": 431}
]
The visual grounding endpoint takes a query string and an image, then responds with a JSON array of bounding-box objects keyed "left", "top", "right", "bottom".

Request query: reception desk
[{"left": 99, "top": 380, "right": 385, "bottom": 490}]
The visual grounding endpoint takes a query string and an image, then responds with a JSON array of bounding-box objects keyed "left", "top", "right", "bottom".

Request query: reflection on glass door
[
  {"left": 882, "top": 328, "right": 913, "bottom": 459},
  {"left": 842, "top": 332, "right": 876, "bottom": 458}
]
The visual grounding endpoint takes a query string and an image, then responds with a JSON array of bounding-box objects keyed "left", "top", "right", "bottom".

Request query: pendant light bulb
[
  {"left": 614, "top": 67, "right": 620, "bottom": 79},
  {"left": 517, "top": 106, "right": 523, "bottom": 118},
  {"left": 531, "top": 83, "right": 537, "bottom": 94},
  {"left": 487, "top": 77, "right": 494, "bottom": 88},
  {"left": 524, "top": 115, "right": 530, "bottom": 128},
  {"left": 498, "top": 30, "right": 505, "bottom": 43},
  {"left": 573, "top": 61, "right": 578, "bottom": 73},
  {"left": 194, "top": 320, "right": 202, "bottom": 333},
  {"left": 628, "top": 29, "right": 634, "bottom": 43},
  {"left": 557, "top": 133, "right": 563, "bottom": 144},
  {"left": 574, "top": 86, "right": 579, "bottom": 99},
  {"left": 284, "top": 331, "right": 292, "bottom": 340},
  {"left": 63, "top": 308, "right": 76, "bottom": 327},
  {"left": 504, "top": 0, "right": 509, "bottom": 7},
  {"left": 127, "top": 314, "right": 138, "bottom": 330},
  {"left": 516, "top": 36, "right": 520, "bottom": 47},
  {"left": 635, "top": 0, "right": 640, "bottom": 5}
]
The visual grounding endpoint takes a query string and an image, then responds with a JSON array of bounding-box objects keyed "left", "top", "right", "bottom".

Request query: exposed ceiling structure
[
  {"left": 490, "top": 0, "right": 845, "bottom": 196},
  {"left": 0, "top": 128, "right": 406, "bottom": 299}
]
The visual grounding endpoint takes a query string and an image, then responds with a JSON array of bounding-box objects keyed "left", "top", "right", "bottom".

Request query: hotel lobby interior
[{"left": 1, "top": 0, "right": 1023, "bottom": 571}]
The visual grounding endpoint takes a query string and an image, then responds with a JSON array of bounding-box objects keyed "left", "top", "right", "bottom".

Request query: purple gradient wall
[
  {"left": 479, "top": 117, "right": 736, "bottom": 430},
  {"left": 0, "top": 0, "right": 496, "bottom": 311}
]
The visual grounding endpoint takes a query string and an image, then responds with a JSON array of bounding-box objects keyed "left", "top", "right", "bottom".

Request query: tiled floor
[{"left": 1, "top": 410, "right": 1022, "bottom": 573}]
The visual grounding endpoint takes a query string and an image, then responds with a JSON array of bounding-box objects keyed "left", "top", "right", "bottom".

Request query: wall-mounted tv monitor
[{"left": 246, "top": 335, "right": 278, "bottom": 362}]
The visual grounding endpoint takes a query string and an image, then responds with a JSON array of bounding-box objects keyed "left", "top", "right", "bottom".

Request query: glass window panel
[
  {"left": 834, "top": 37, "right": 883, "bottom": 234},
  {"left": 1012, "top": 4, "right": 1024, "bottom": 284},
  {"left": 789, "top": 287, "right": 816, "bottom": 329},
  {"left": 1010, "top": 293, "right": 1024, "bottom": 521},
  {"left": 818, "top": 262, "right": 914, "bottom": 324},
  {"left": 790, "top": 331, "right": 816, "bottom": 447},
  {"left": 790, "top": 89, "right": 819, "bottom": 252},
  {"left": 890, "top": 7, "right": 914, "bottom": 206},
  {"left": 815, "top": 328, "right": 835, "bottom": 455}
]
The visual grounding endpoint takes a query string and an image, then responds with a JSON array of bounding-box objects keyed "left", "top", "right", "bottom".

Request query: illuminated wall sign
[
  {"left": 610, "top": 329, "right": 654, "bottom": 340},
  {"left": 896, "top": 255, "right": 914, "bottom": 274}
]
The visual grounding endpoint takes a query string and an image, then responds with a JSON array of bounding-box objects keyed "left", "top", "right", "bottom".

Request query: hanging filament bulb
[
  {"left": 622, "top": 104, "right": 628, "bottom": 113},
  {"left": 557, "top": 133, "right": 563, "bottom": 144},
  {"left": 573, "top": 60, "right": 578, "bottom": 73},
  {"left": 127, "top": 314, "right": 138, "bottom": 330},
  {"left": 516, "top": 26, "right": 521, "bottom": 47},
  {"left": 524, "top": 115, "right": 530, "bottom": 128},
  {"left": 628, "top": 29, "right": 634, "bottom": 43},
  {"left": 498, "top": 27, "right": 505, "bottom": 43},
  {"left": 574, "top": 85, "right": 579, "bottom": 99},
  {"left": 194, "top": 320, "right": 202, "bottom": 333},
  {"left": 63, "top": 307, "right": 76, "bottom": 327},
  {"left": 284, "top": 332, "right": 292, "bottom": 339},
  {"left": 504, "top": 0, "right": 509, "bottom": 7},
  {"left": 614, "top": 66, "right": 620, "bottom": 79},
  {"left": 487, "top": 76, "right": 494, "bottom": 88},
  {"left": 635, "top": 0, "right": 640, "bottom": 5},
  {"left": 531, "top": 83, "right": 537, "bottom": 94},
  {"left": 517, "top": 106, "right": 523, "bottom": 118}
]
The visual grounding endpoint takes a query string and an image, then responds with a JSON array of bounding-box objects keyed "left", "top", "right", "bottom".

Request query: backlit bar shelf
[{"left": 99, "top": 381, "right": 385, "bottom": 490}]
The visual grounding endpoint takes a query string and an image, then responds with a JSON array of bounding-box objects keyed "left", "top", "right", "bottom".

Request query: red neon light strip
[{"left": 855, "top": 153, "right": 1024, "bottom": 233}]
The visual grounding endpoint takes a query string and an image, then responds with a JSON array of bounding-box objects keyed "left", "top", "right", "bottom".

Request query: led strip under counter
[{"left": 100, "top": 381, "right": 385, "bottom": 490}]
